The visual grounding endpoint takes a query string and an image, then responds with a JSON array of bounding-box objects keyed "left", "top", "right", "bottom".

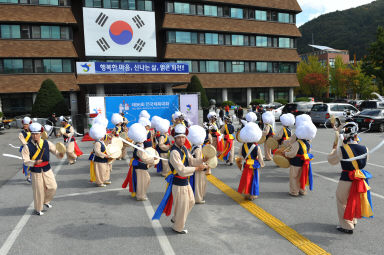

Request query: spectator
[
  {"left": 218, "top": 106, "right": 224, "bottom": 119},
  {"left": 47, "top": 113, "right": 57, "bottom": 137},
  {"left": 224, "top": 104, "right": 230, "bottom": 116}
]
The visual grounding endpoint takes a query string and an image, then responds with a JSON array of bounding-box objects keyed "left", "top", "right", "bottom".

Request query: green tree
[
  {"left": 362, "top": 26, "right": 384, "bottom": 94},
  {"left": 329, "top": 56, "right": 347, "bottom": 98},
  {"left": 32, "top": 79, "right": 69, "bottom": 117},
  {"left": 186, "top": 75, "right": 209, "bottom": 108},
  {"left": 297, "top": 56, "right": 328, "bottom": 98}
]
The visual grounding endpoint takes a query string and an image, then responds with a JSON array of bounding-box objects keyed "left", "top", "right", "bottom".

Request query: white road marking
[
  {"left": 124, "top": 158, "right": 175, "bottom": 255},
  {"left": 0, "top": 158, "right": 65, "bottom": 255},
  {"left": 55, "top": 188, "right": 123, "bottom": 199},
  {"left": 311, "top": 161, "right": 329, "bottom": 165}
]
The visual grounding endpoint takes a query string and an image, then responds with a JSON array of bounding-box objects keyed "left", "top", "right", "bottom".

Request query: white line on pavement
[
  {"left": 143, "top": 200, "right": 176, "bottom": 255},
  {"left": 55, "top": 188, "right": 124, "bottom": 199},
  {"left": 0, "top": 158, "right": 65, "bottom": 255},
  {"left": 311, "top": 161, "right": 329, "bottom": 165},
  {"left": 124, "top": 158, "right": 175, "bottom": 255}
]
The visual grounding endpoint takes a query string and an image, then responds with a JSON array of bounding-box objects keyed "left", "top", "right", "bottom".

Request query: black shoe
[
  {"left": 171, "top": 218, "right": 175, "bottom": 223},
  {"left": 172, "top": 228, "right": 188, "bottom": 234},
  {"left": 336, "top": 226, "right": 353, "bottom": 234}
]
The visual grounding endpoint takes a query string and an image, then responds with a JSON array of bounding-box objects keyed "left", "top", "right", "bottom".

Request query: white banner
[
  {"left": 77, "top": 62, "right": 96, "bottom": 74},
  {"left": 83, "top": 7, "right": 156, "bottom": 57},
  {"left": 88, "top": 96, "right": 106, "bottom": 118},
  {"left": 180, "top": 94, "right": 199, "bottom": 126}
]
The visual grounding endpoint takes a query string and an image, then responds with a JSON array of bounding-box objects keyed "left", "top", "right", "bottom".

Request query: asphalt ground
[{"left": 0, "top": 124, "right": 384, "bottom": 255}]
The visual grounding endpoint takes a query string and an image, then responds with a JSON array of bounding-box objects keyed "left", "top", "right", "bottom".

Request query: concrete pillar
[
  {"left": 269, "top": 87, "right": 274, "bottom": 103},
  {"left": 246, "top": 88, "right": 252, "bottom": 106},
  {"left": 96, "top": 84, "right": 105, "bottom": 96},
  {"left": 146, "top": 86, "right": 152, "bottom": 94},
  {"left": 32, "top": 93, "right": 37, "bottom": 103},
  {"left": 289, "top": 87, "right": 294, "bottom": 103},
  {"left": 70, "top": 92, "right": 78, "bottom": 115},
  {"left": 165, "top": 84, "right": 173, "bottom": 95},
  {"left": 222, "top": 88, "right": 228, "bottom": 102}
]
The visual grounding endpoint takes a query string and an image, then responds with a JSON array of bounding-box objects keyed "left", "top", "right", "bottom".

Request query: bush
[
  {"left": 275, "top": 98, "right": 288, "bottom": 105},
  {"left": 0, "top": 112, "right": 3, "bottom": 118},
  {"left": 186, "top": 75, "right": 209, "bottom": 108},
  {"left": 32, "top": 79, "right": 69, "bottom": 117},
  {"left": 221, "top": 101, "right": 236, "bottom": 107},
  {"left": 295, "top": 97, "right": 311, "bottom": 102},
  {"left": 250, "top": 99, "right": 266, "bottom": 105}
]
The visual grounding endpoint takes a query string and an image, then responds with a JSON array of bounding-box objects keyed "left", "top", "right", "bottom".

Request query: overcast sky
[{"left": 296, "top": 0, "right": 376, "bottom": 27}]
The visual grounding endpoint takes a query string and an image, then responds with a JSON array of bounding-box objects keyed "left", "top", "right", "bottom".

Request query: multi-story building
[
  {"left": 300, "top": 44, "right": 350, "bottom": 67},
  {"left": 0, "top": 0, "right": 301, "bottom": 117}
]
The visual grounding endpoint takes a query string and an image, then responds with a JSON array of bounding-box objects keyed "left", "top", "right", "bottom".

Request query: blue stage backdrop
[{"left": 105, "top": 95, "right": 179, "bottom": 128}]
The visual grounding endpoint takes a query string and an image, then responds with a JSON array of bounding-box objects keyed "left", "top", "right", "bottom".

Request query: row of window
[
  {"left": 166, "top": 1, "right": 295, "bottom": 24},
  {"left": 0, "top": 0, "right": 70, "bottom": 6},
  {"left": 0, "top": 59, "right": 73, "bottom": 73},
  {"left": 84, "top": 0, "right": 153, "bottom": 11},
  {"left": 175, "top": 60, "right": 296, "bottom": 73},
  {"left": 167, "top": 31, "right": 296, "bottom": 48},
  {"left": 0, "top": 24, "right": 72, "bottom": 40}
]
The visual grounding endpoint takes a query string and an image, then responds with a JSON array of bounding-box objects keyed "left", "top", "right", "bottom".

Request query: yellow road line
[{"left": 207, "top": 175, "right": 330, "bottom": 255}]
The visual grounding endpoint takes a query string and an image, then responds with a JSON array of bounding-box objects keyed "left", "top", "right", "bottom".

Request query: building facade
[
  {"left": 0, "top": 0, "right": 301, "bottom": 117},
  {"left": 300, "top": 45, "right": 350, "bottom": 67}
]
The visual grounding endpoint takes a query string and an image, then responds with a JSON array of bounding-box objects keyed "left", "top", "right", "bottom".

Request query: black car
[
  {"left": 352, "top": 109, "right": 384, "bottom": 132},
  {"left": 282, "top": 103, "right": 313, "bottom": 116},
  {"left": 359, "top": 100, "right": 384, "bottom": 111}
]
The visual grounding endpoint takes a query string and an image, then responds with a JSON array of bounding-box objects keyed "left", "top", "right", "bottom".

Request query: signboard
[
  {"left": 88, "top": 96, "right": 106, "bottom": 118},
  {"left": 76, "top": 62, "right": 189, "bottom": 75},
  {"left": 180, "top": 94, "right": 199, "bottom": 126},
  {"left": 105, "top": 95, "right": 179, "bottom": 128},
  {"left": 83, "top": 7, "right": 156, "bottom": 57}
]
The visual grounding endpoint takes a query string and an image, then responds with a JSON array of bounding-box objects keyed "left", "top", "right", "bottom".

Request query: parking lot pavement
[{"left": 1, "top": 124, "right": 384, "bottom": 254}]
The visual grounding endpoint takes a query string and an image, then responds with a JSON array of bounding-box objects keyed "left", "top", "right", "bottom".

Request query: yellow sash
[
  {"left": 24, "top": 131, "right": 31, "bottom": 142},
  {"left": 283, "top": 127, "right": 289, "bottom": 139},
  {"left": 32, "top": 139, "right": 45, "bottom": 160},
  {"left": 298, "top": 140, "right": 310, "bottom": 161},
  {"left": 225, "top": 124, "right": 234, "bottom": 140},
  {"left": 244, "top": 143, "right": 255, "bottom": 167},
  {"left": 343, "top": 144, "right": 372, "bottom": 218}
]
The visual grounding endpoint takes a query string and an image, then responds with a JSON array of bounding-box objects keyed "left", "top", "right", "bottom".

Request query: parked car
[
  {"left": 352, "top": 109, "right": 384, "bottom": 132},
  {"left": 348, "top": 100, "right": 363, "bottom": 109},
  {"left": 281, "top": 102, "right": 314, "bottom": 116},
  {"left": 0, "top": 121, "right": 4, "bottom": 131},
  {"left": 310, "top": 103, "right": 359, "bottom": 127},
  {"left": 359, "top": 100, "right": 384, "bottom": 111}
]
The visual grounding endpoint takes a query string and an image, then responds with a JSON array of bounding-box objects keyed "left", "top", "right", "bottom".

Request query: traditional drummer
[
  {"left": 219, "top": 115, "right": 235, "bottom": 166},
  {"left": 187, "top": 125, "right": 209, "bottom": 204},
  {"left": 89, "top": 124, "right": 112, "bottom": 187},
  {"left": 21, "top": 122, "right": 64, "bottom": 216},
  {"left": 274, "top": 113, "right": 295, "bottom": 146},
  {"left": 122, "top": 123, "right": 156, "bottom": 201},
  {"left": 59, "top": 116, "right": 82, "bottom": 164},
  {"left": 237, "top": 122, "right": 265, "bottom": 200},
  {"left": 284, "top": 122, "right": 317, "bottom": 196},
  {"left": 261, "top": 111, "right": 275, "bottom": 161},
  {"left": 156, "top": 118, "right": 172, "bottom": 177},
  {"left": 19, "top": 116, "right": 32, "bottom": 183},
  {"left": 327, "top": 122, "right": 373, "bottom": 234}
]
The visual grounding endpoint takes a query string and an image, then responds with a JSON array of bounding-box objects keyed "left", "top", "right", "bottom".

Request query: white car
[{"left": 273, "top": 106, "right": 284, "bottom": 121}]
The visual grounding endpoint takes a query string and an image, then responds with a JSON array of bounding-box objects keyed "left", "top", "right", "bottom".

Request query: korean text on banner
[
  {"left": 105, "top": 95, "right": 179, "bottom": 128},
  {"left": 180, "top": 94, "right": 199, "bottom": 126}
]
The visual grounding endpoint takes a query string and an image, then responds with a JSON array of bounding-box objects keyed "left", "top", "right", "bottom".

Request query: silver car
[{"left": 310, "top": 103, "right": 359, "bottom": 126}]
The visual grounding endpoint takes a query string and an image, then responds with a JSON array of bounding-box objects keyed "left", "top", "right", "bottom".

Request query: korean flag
[{"left": 83, "top": 7, "right": 157, "bottom": 57}]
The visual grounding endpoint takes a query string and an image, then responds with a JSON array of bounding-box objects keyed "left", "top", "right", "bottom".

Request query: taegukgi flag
[{"left": 83, "top": 7, "right": 157, "bottom": 57}]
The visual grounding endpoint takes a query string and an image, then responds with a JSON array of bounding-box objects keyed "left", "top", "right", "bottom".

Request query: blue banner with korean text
[
  {"left": 95, "top": 62, "right": 189, "bottom": 74},
  {"left": 105, "top": 95, "right": 179, "bottom": 128}
]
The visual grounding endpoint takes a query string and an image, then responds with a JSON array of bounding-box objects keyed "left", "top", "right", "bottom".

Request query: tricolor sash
[
  {"left": 297, "top": 140, "right": 314, "bottom": 191},
  {"left": 342, "top": 144, "right": 373, "bottom": 221}
]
